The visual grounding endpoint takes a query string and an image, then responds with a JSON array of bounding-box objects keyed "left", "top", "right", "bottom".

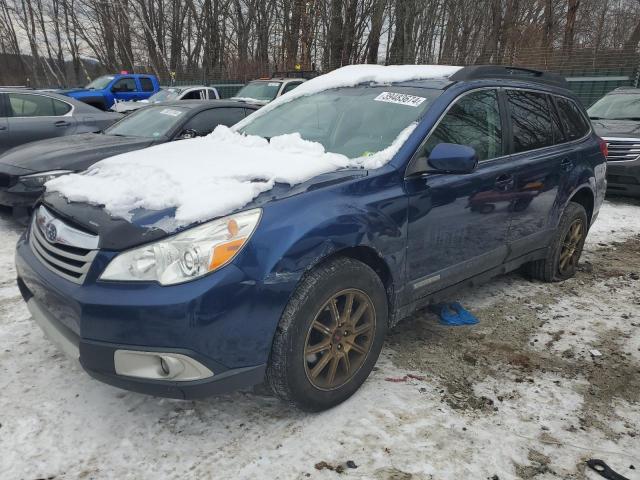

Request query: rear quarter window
[
  {"left": 183, "top": 108, "right": 246, "bottom": 134},
  {"left": 556, "top": 97, "right": 590, "bottom": 141}
]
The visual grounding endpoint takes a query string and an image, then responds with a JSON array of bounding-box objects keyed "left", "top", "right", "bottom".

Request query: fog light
[{"left": 114, "top": 350, "right": 214, "bottom": 381}]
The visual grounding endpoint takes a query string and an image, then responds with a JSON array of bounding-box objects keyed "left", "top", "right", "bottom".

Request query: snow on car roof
[
  {"left": 234, "top": 64, "right": 462, "bottom": 129},
  {"left": 46, "top": 64, "right": 461, "bottom": 227}
]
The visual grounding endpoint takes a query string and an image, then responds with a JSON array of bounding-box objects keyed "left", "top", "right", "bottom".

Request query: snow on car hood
[
  {"left": 46, "top": 64, "right": 461, "bottom": 226},
  {"left": 45, "top": 124, "right": 414, "bottom": 226}
]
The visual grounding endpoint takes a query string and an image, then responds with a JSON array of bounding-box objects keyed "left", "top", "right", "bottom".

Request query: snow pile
[
  {"left": 46, "top": 126, "right": 350, "bottom": 225},
  {"left": 47, "top": 65, "right": 460, "bottom": 225}
]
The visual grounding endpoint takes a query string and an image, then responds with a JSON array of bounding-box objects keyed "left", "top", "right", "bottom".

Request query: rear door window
[
  {"left": 139, "top": 77, "right": 154, "bottom": 92},
  {"left": 556, "top": 97, "right": 590, "bottom": 141},
  {"left": 548, "top": 96, "right": 566, "bottom": 144},
  {"left": 183, "top": 108, "right": 246, "bottom": 134},
  {"left": 420, "top": 89, "right": 504, "bottom": 161},
  {"left": 112, "top": 77, "right": 136, "bottom": 92},
  {"left": 7, "top": 93, "right": 70, "bottom": 117},
  {"left": 282, "top": 82, "right": 302, "bottom": 95},
  {"left": 506, "top": 90, "right": 554, "bottom": 153}
]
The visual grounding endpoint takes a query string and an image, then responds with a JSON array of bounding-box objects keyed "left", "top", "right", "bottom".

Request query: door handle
[
  {"left": 560, "top": 158, "right": 573, "bottom": 171},
  {"left": 54, "top": 120, "right": 70, "bottom": 127},
  {"left": 0, "top": 125, "right": 6, "bottom": 131},
  {"left": 495, "top": 174, "right": 514, "bottom": 188}
]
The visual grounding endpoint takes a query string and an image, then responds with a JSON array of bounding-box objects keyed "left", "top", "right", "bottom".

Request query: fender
[
  {"left": 244, "top": 169, "right": 408, "bottom": 315},
  {"left": 557, "top": 146, "right": 605, "bottom": 227}
]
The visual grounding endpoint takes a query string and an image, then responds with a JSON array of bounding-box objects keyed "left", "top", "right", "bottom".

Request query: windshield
[
  {"left": 105, "top": 106, "right": 188, "bottom": 138},
  {"left": 588, "top": 93, "right": 640, "bottom": 120},
  {"left": 149, "top": 88, "right": 183, "bottom": 103},
  {"left": 85, "top": 75, "right": 114, "bottom": 90},
  {"left": 240, "top": 86, "right": 441, "bottom": 158},
  {"left": 233, "top": 81, "right": 282, "bottom": 102}
]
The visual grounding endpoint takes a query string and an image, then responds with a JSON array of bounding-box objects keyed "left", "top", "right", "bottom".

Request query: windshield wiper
[
  {"left": 610, "top": 117, "right": 640, "bottom": 121},
  {"left": 589, "top": 116, "right": 603, "bottom": 120}
]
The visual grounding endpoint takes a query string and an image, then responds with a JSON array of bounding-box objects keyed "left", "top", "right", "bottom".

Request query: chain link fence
[
  {"left": 6, "top": 47, "right": 638, "bottom": 105},
  {"left": 440, "top": 47, "right": 639, "bottom": 106},
  {"left": 147, "top": 47, "right": 639, "bottom": 105}
]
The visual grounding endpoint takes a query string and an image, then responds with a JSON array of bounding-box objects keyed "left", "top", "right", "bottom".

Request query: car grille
[
  {"left": 29, "top": 207, "right": 99, "bottom": 284},
  {"left": 604, "top": 138, "right": 640, "bottom": 162}
]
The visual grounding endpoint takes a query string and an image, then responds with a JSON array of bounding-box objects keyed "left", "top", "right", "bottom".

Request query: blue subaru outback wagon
[{"left": 15, "top": 65, "right": 607, "bottom": 411}]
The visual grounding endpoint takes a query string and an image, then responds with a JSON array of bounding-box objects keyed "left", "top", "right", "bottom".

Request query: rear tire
[
  {"left": 525, "top": 202, "right": 588, "bottom": 282},
  {"left": 266, "top": 257, "right": 387, "bottom": 411}
]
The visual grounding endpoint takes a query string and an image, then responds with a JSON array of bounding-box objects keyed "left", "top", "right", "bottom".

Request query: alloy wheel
[
  {"left": 558, "top": 219, "right": 584, "bottom": 275},
  {"left": 304, "top": 288, "right": 376, "bottom": 391}
]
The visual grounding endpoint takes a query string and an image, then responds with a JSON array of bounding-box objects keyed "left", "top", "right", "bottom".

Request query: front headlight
[
  {"left": 100, "top": 209, "right": 262, "bottom": 285},
  {"left": 20, "top": 170, "right": 73, "bottom": 188}
]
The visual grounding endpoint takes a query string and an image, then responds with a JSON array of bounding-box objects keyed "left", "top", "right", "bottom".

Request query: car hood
[
  {"left": 0, "top": 134, "right": 156, "bottom": 173},
  {"left": 41, "top": 169, "right": 368, "bottom": 251},
  {"left": 591, "top": 119, "right": 640, "bottom": 139}
]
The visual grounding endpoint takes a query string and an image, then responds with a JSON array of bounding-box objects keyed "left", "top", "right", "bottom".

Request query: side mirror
[
  {"left": 427, "top": 143, "right": 478, "bottom": 174},
  {"left": 178, "top": 129, "right": 198, "bottom": 140}
]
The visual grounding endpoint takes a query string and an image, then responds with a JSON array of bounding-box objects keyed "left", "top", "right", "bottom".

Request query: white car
[
  {"left": 111, "top": 85, "right": 220, "bottom": 113},
  {"left": 231, "top": 77, "right": 306, "bottom": 105}
]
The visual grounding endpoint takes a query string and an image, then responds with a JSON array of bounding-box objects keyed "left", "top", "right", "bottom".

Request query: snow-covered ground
[{"left": 1, "top": 198, "right": 639, "bottom": 480}]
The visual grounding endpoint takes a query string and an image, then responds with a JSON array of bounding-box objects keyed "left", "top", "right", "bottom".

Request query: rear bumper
[{"left": 606, "top": 158, "right": 640, "bottom": 197}]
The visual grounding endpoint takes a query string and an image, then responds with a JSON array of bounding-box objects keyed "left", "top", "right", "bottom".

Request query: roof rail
[{"left": 450, "top": 65, "right": 569, "bottom": 89}]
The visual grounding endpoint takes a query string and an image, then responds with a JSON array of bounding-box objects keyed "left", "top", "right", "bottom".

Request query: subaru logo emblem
[{"left": 45, "top": 223, "right": 57, "bottom": 243}]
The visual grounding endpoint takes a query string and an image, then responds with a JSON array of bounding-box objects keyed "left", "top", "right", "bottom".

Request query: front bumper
[
  {"left": 15, "top": 231, "right": 291, "bottom": 399},
  {"left": 606, "top": 157, "right": 640, "bottom": 197},
  {"left": 0, "top": 182, "right": 42, "bottom": 212},
  {"left": 21, "top": 283, "right": 267, "bottom": 399}
]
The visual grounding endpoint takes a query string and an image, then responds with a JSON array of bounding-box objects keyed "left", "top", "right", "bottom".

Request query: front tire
[
  {"left": 266, "top": 257, "right": 387, "bottom": 411},
  {"left": 526, "top": 202, "right": 588, "bottom": 282}
]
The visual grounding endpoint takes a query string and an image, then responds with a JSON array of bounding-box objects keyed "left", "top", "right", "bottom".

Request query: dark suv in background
[
  {"left": 588, "top": 87, "right": 640, "bottom": 197},
  {"left": 15, "top": 66, "right": 606, "bottom": 411},
  {"left": 0, "top": 100, "right": 258, "bottom": 218}
]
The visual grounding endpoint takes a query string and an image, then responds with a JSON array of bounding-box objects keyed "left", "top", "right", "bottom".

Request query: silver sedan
[{"left": 0, "top": 88, "right": 121, "bottom": 155}]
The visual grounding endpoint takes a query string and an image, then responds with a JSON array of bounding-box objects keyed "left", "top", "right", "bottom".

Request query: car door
[
  {"left": 111, "top": 77, "right": 138, "bottom": 102},
  {"left": 502, "top": 89, "right": 567, "bottom": 259},
  {"left": 0, "top": 94, "right": 8, "bottom": 154},
  {"left": 138, "top": 77, "right": 155, "bottom": 99},
  {"left": 405, "top": 88, "right": 512, "bottom": 300},
  {"left": 5, "top": 92, "right": 77, "bottom": 150}
]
